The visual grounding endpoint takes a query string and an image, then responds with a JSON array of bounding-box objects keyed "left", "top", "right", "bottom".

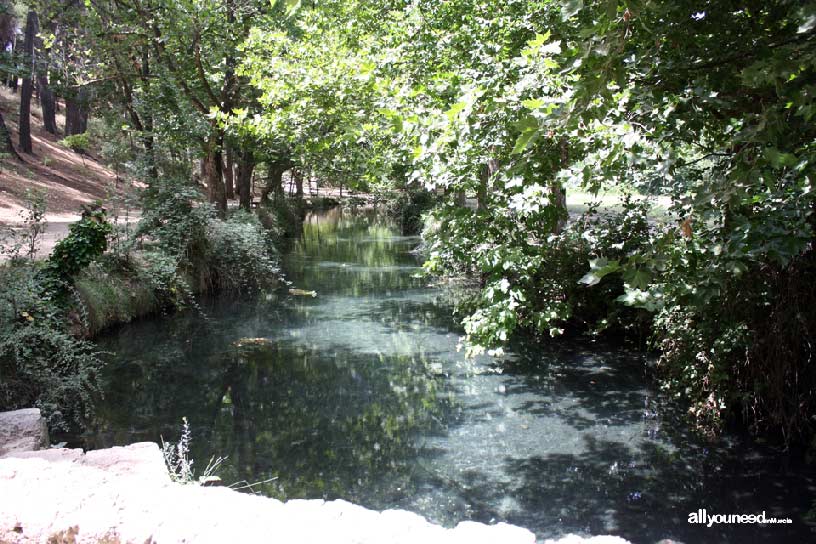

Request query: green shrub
[
  {"left": 74, "top": 263, "right": 158, "bottom": 335},
  {"left": 383, "top": 188, "right": 437, "bottom": 235},
  {"left": 0, "top": 190, "right": 48, "bottom": 262},
  {"left": 0, "top": 264, "right": 101, "bottom": 430},
  {"left": 426, "top": 196, "right": 655, "bottom": 353},
  {"left": 259, "top": 195, "right": 303, "bottom": 241},
  {"left": 44, "top": 206, "right": 112, "bottom": 283},
  {"left": 646, "top": 227, "right": 816, "bottom": 441},
  {"left": 135, "top": 179, "right": 281, "bottom": 298},
  {"left": 208, "top": 211, "right": 281, "bottom": 293},
  {"left": 60, "top": 133, "right": 90, "bottom": 154}
]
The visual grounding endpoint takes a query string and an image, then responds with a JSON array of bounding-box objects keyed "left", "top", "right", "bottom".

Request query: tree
[
  {"left": 0, "top": 110, "right": 21, "bottom": 160},
  {"left": 0, "top": 0, "right": 15, "bottom": 90},
  {"left": 36, "top": 7, "right": 58, "bottom": 135},
  {"left": 18, "top": 9, "right": 38, "bottom": 154}
]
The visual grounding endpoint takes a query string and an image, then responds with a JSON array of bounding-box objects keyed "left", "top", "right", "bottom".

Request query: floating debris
[
  {"left": 289, "top": 288, "right": 318, "bottom": 297},
  {"left": 233, "top": 338, "right": 274, "bottom": 348}
]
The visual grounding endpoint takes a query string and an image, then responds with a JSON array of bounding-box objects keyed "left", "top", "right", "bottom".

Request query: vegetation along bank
[{"left": 0, "top": 0, "right": 814, "bottom": 458}]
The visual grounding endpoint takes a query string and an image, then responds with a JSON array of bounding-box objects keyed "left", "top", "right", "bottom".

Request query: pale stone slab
[
  {"left": 0, "top": 408, "right": 49, "bottom": 457},
  {"left": 0, "top": 440, "right": 630, "bottom": 544}
]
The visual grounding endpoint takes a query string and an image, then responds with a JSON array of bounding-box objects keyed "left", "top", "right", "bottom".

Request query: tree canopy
[{"left": 2, "top": 0, "right": 814, "bottom": 442}]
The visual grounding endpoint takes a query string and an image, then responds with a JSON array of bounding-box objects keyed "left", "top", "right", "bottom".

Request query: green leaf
[
  {"left": 522, "top": 98, "right": 546, "bottom": 110},
  {"left": 511, "top": 129, "right": 539, "bottom": 155},
  {"left": 561, "top": 0, "right": 584, "bottom": 21},
  {"left": 445, "top": 101, "right": 467, "bottom": 122},
  {"left": 623, "top": 267, "right": 652, "bottom": 290},
  {"left": 763, "top": 147, "right": 798, "bottom": 169},
  {"left": 578, "top": 257, "right": 620, "bottom": 286},
  {"left": 514, "top": 114, "right": 539, "bottom": 132}
]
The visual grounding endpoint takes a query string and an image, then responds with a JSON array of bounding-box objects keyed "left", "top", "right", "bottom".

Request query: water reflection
[{"left": 85, "top": 208, "right": 816, "bottom": 544}]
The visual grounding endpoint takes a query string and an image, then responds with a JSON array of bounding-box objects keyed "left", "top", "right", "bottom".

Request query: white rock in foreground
[
  {"left": 0, "top": 442, "right": 537, "bottom": 544},
  {"left": 0, "top": 422, "right": 632, "bottom": 544},
  {"left": 0, "top": 408, "right": 49, "bottom": 456}
]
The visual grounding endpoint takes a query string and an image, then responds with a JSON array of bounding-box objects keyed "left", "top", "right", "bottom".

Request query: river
[{"left": 83, "top": 208, "right": 815, "bottom": 543}]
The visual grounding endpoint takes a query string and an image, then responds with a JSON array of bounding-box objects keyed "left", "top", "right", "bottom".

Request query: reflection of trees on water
[
  {"left": 88, "top": 319, "right": 451, "bottom": 507},
  {"left": 86, "top": 209, "right": 454, "bottom": 508},
  {"left": 209, "top": 339, "right": 450, "bottom": 504},
  {"left": 285, "top": 207, "right": 424, "bottom": 296},
  {"left": 84, "top": 210, "right": 816, "bottom": 543}
]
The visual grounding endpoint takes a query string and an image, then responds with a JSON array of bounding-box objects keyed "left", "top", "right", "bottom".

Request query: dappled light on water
[{"left": 85, "top": 209, "right": 815, "bottom": 543}]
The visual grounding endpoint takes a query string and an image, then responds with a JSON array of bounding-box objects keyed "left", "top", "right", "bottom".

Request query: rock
[
  {"left": 2, "top": 448, "right": 84, "bottom": 463},
  {"left": 0, "top": 443, "right": 544, "bottom": 544},
  {"left": 0, "top": 439, "right": 630, "bottom": 544},
  {"left": 82, "top": 442, "right": 171, "bottom": 485},
  {"left": 0, "top": 408, "right": 49, "bottom": 457}
]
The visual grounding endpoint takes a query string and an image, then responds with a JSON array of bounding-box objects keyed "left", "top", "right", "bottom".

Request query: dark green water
[{"left": 85, "top": 208, "right": 815, "bottom": 543}]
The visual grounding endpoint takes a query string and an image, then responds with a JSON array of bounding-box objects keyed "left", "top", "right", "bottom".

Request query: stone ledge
[
  {"left": 0, "top": 445, "right": 540, "bottom": 544},
  {"left": 0, "top": 408, "right": 49, "bottom": 457},
  {"left": 0, "top": 409, "right": 631, "bottom": 544}
]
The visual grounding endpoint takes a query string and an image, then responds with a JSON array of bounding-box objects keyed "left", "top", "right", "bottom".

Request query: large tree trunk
[
  {"left": 37, "top": 76, "right": 57, "bottom": 135},
  {"left": 36, "top": 20, "right": 57, "bottom": 135},
  {"left": 5, "top": 34, "right": 18, "bottom": 92},
  {"left": 236, "top": 149, "right": 256, "bottom": 211},
  {"left": 141, "top": 46, "right": 157, "bottom": 182},
  {"left": 224, "top": 145, "right": 235, "bottom": 199},
  {"left": 550, "top": 139, "right": 569, "bottom": 234},
  {"left": 0, "top": 111, "right": 22, "bottom": 160},
  {"left": 65, "top": 86, "right": 89, "bottom": 136},
  {"left": 1, "top": 23, "right": 14, "bottom": 90},
  {"left": 478, "top": 157, "right": 498, "bottom": 211},
  {"left": 261, "top": 162, "right": 288, "bottom": 204},
  {"left": 203, "top": 135, "right": 227, "bottom": 216},
  {"left": 18, "top": 10, "right": 37, "bottom": 154},
  {"left": 454, "top": 190, "right": 466, "bottom": 207},
  {"left": 293, "top": 168, "right": 304, "bottom": 200}
]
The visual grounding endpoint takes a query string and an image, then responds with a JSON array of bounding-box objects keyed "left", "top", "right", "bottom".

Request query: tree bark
[
  {"left": 36, "top": 20, "right": 57, "bottom": 135},
  {"left": 1, "top": 17, "right": 14, "bottom": 89},
  {"left": 203, "top": 135, "right": 227, "bottom": 216},
  {"left": 478, "top": 157, "right": 498, "bottom": 211},
  {"left": 236, "top": 149, "right": 256, "bottom": 211},
  {"left": 6, "top": 34, "right": 17, "bottom": 92},
  {"left": 454, "top": 190, "right": 466, "bottom": 207},
  {"left": 224, "top": 145, "right": 235, "bottom": 199},
  {"left": 550, "top": 139, "right": 569, "bottom": 234},
  {"left": 18, "top": 10, "right": 37, "bottom": 154},
  {"left": 261, "top": 162, "right": 288, "bottom": 203},
  {"left": 0, "top": 111, "right": 22, "bottom": 160},
  {"left": 294, "top": 168, "right": 304, "bottom": 200},
  {"left": 65, "top": 86, "right": 89, "bottom": 136},
  {"left": 140, "top": 46, "right": 157, "bottom": 182}
]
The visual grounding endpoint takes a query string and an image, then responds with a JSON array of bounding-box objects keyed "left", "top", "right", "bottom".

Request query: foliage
[
  {"left": 59, "top": 133, "right": 90, "bottom": 154},
  {"left": 0, "top": 194, "right": 104, "bottom": 431},
  {"left": 134, "top": 178, "right": 280, "bottom": 297},
  {"left": 161, "top": 417, "right": 225, "bottom": 485},
  {"left": 208, "top": 211, "right": 281, "bottom": 292},
  {"left": 0, "top": 263, "right": 102, "bottom": 431},
  {"left": 0, "top": 189, "right": 48, "bottom": 262},
  {"left": 425, "top": 197, "right": 655, "bottom": 354},
  {"left": 8, "top": 0, "right": 813, "bottom": 444},
  {"left": 381, "top": 188, "right": 437, "bottom": 235},
  {"left": 135, "top": 180, "right": 214, "bottom": 261},
  {"left": 42, "top": 206, "right": 112, "bottom": 287}
]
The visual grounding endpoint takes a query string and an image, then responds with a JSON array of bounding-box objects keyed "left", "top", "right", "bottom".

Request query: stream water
[{"left": 84, "top": 208, "right": 815, "bottom": 543}]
